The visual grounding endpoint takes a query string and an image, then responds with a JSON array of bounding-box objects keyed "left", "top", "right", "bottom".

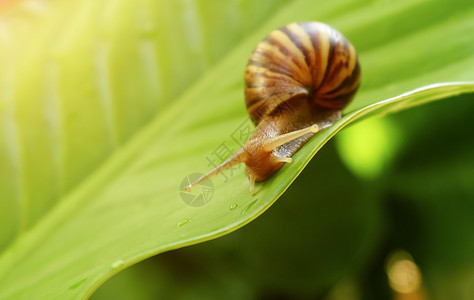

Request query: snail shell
[
  {"left": 245, "top": 21, "right": 360, "bottom": 125},
  {"left": 186, "top": 21, "right": 360, "bottom": 194}
]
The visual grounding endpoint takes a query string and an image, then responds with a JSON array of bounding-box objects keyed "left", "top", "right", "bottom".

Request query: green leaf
[{"left": 1, "top": 0, "right": 474, "bottom": 299}]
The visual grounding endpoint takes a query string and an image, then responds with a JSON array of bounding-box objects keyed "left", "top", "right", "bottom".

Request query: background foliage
[{"left": 0, "top": 0, "right": 473, "bottom": 299}]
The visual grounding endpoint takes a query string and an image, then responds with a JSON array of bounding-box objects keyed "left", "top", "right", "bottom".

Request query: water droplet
[
  {"left": 241, "top": 199, "right": 258, "bottom": 215},
  {"left": 230, "top": 203, "right": 238, "bottom": 210},
  {"left": 111, "top": 259, "right": 125, "bottom": 269},
  {"left": 176, "top": 219, "right": 191, "bottom": 228},
  {"left": 68, "top": 278, "right": 88, "bottom": 290}
]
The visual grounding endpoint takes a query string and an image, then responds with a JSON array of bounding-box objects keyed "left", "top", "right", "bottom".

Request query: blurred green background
[{"left": 1, "top": 0, "right": 473, "bottom": 299}]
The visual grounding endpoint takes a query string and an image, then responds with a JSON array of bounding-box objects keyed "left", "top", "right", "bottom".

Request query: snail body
[{"left": 186, "top": 22, "right": 360, "bottom": 194}]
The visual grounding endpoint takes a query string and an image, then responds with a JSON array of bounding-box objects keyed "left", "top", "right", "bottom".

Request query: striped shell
[{"left": 244, "top": 22, "right": 361, "bottom": 125}]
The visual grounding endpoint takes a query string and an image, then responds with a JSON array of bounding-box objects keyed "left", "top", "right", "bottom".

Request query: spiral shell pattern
[{"left": 244, "top": 22, "right": 361, "bottom": 125}]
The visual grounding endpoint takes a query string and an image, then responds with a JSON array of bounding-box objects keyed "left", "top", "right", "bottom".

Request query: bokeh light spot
[{"left": 336, "top": 116, "right": 402, "bottom": 180}]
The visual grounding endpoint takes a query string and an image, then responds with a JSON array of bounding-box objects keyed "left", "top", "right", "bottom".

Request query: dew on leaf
[
  {"left": 68, "top": 278, "right": 88, "bottom": 290},
  {"left": 241, "top": 199, "right": 258, "bottom": 215},
  {"left": 176, "top": 219, "right": 192, "bottom": 228},
  {"left": 111, "top": 259, "right": 125, "bottom": 269}
]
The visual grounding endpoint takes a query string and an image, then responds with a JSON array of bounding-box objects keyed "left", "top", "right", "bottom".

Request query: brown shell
[{"left": 244, "top": 22, "right": 361, "bottom": 126}]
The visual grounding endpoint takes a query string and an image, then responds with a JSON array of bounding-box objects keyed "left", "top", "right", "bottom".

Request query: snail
[{"left": 185, "top": 21, "right": 360, "bottom": 194}]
